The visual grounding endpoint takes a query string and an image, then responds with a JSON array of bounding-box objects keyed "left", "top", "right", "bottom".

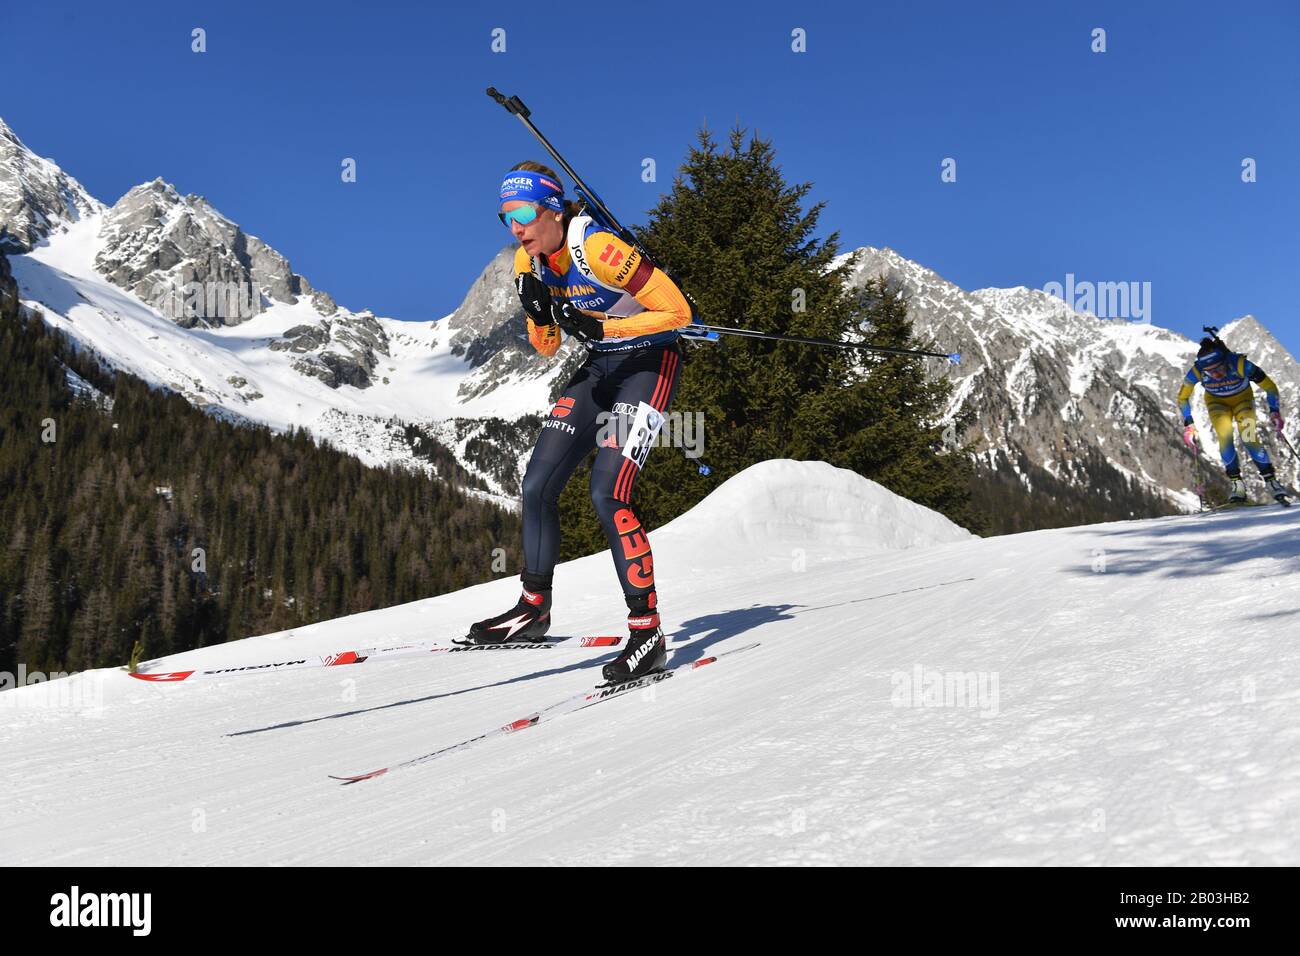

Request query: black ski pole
[
  {"left": 685, "top": 323, "right": 960, "bottom": 363},
  {"left": 487, "top": 86, "right": 709, "bottom": 332},
  {"left": 1277, "top": 428, "right": 1300, "bottom": 461},
  {"left": 487, "top": 86, "right": 960, "bottom": 365},
  {"left": 487, "top": 87, "right": 638, "bottom": 252},
  {"left": 1188, "top": 433, "right": 1208, "bottom": 511},
  {"left": 1265, "top": 425, "right": 1300, "bottom": 496}
]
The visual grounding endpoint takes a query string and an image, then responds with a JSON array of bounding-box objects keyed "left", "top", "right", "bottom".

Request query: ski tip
[
  {"left": 323, "top": 651, "right": 366, "bottom": 667},
  {"left": 129, "top": 670, "right": 194, "bottom": 682},
  {"left": 579, "top": 635, "right": 623, "bottom": 647},
  {"left": 503, "top": 714, "right": 541, "bottom": 733},
  {"left": 948, "top": 352, "right": 962, "bottom": 365},
  {"left": 330, "top": 768, "right": 388, "bottom": 785}
]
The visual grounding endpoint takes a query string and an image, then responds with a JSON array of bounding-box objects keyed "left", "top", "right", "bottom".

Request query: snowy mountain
[
  {"left": 1, "top": 117, "right": 579, "bottom": 499},
  {"left": 845, "top": 248, "right": 1300, "bottom": 507},
  {"left": 2, "top": 114, "right": 1296, "bottom": 515},
  {"left": 0, "top": 118, "right": 103, "bottom": 252},
  {"left": 2, "top": 459, "right": 1295, "bottom": 865}
]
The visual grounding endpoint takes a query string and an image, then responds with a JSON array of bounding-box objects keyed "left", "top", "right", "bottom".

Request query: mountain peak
[
  {"left": 1221, "top": 314, "right": 1268, "bottom": 340},
  {"left": 1219, "top": 314, "right": 1297, "bottom": 375},
  {"left": 0, "top": 114, "right": 105, "bottom": 251},
  {"left": 96, "top": 178, "right": 326, "bottom": 327}
]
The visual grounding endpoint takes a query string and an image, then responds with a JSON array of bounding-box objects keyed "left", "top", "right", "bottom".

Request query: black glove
[
  {"left": 516, "top": 273, "right": 554, "bottom": 325},
  {"left": 551, "top": 299, "right": 604, "bottom": 343}
]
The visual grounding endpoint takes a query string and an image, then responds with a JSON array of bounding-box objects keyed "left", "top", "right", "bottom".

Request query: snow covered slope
[{"left": 2, "top": 460, "right": 1295, "bottom": 866}]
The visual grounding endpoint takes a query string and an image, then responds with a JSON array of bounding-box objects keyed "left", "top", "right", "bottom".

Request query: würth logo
[
  {"left": 49, "top": 886, "right": 152, "bottom": 936},
  {"left": 550, "top": 397, "right": 576, "bottom": 419}
]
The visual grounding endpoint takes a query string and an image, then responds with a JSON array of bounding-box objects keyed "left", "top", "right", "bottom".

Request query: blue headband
[
  {"left": 499, "top": 170, "right": 565, "bottom": 212},
  {"left": 1195, "top": 347, "right": 1230, "bottom": 370}
]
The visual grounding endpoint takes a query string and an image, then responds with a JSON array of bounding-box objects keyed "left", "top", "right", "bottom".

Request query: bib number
[{"left": 622, "top": 402, "right": 665, "bottom": 469}]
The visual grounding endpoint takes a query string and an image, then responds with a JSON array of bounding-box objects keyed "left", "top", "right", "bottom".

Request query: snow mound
[{"left": 654, "top": 459, "right": 973, "bottom": 566}]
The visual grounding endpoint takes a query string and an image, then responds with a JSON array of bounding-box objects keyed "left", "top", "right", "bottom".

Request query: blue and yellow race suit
[{"left": 1177, "top": 354, "right": 1280, "bottom": 479}]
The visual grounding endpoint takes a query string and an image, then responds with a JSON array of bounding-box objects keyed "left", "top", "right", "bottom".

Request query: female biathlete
[
  {"left": 462, "top": 163, "right": 694, "bottom": 683},
  {"left": 1179, "top": 335, "right": 1290, "bottom": 505}
]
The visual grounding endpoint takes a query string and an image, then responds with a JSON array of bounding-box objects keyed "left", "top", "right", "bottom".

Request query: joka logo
[
  {"left": 572, "top": 241, "right": 590, "bottom": 273},
  {"left": 49, "top": 886, "right": 152, "bottom": 936},
  {"left": 550, "top": 397, "right": 576, "bottom": 419},
  {"left": 613, "top": 508, "right": 654, "bottom": 588}
]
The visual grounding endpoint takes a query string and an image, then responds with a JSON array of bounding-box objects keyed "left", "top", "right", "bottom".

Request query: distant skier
[
  {"left": 1178, "top": 334, "right": 1290, "bottom": 504},
  {"left": 462, "top": 163, "right": 694, "bottom": 683}
]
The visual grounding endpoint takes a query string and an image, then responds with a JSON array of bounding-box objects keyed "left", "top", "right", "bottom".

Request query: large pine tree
[{"left": 557, "top": 126, "right": 980, "bottom": 561}]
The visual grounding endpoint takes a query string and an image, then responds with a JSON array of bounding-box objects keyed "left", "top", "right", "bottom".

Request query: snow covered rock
[{"left": 0, "top": 118, "right": 103, "bottom": 252}]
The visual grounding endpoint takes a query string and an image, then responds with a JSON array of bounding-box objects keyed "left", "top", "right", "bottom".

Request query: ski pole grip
[{"left": 485, "top": 87, "right": 530, "bottom": 117}]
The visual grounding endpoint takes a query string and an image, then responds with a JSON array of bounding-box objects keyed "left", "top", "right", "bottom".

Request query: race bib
[{"left": 622, "top": 401, "right": 665, "bottom": 469}]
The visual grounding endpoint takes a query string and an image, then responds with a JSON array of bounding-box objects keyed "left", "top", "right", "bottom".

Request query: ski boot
[
  {"left": 1227, "top": 477, "right": 1247, "bottom": 504},
  {"left": 461, "top": 583, "right": 551, "bottom": 644},
  {"left": 601, "top": 592, "right": 666, "bottom": 684},
  {"left": 1266, "top": 478, "right": 1292, "bottom": 506}
]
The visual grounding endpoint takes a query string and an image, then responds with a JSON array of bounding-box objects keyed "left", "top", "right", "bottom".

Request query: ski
[
  {"left": 329, "top": 642, "right": 761, "bottom": 784},
  {"left": 130, "top": 635, "right": 622, "bottom": 683},
  {"left": 1198, "top": 499, "right": 1271, "bottom": 515}
]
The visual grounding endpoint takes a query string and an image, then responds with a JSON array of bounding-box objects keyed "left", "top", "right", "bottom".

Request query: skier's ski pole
[
  {"left": 486, "top": 87, "right": 958, "bottom": 362},
  {"left": 1185, "top": 430, "right": 1201, "bottom": 511},
  {"left": 1277, "top": 428, "right": 1300, "bottom": 462},
  {"left": 682, "top": 323, "right": 960, "bottom": 363},
  {"left": 1187, "top": 431, "right": 1209, "bottom": 511},
  {"left": 486, "top": 87, "right": 637, "bottom": 252},
  {"left": 1268, "top": 427, "right": 1300, "bottom": 496},
  {"left": 487, "top": 86, "right": 711, "bottom": 336}
]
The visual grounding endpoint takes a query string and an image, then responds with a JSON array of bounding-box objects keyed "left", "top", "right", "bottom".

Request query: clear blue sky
[{"left": 4, "top": 0, "right": 1297, "bottom": 351}]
